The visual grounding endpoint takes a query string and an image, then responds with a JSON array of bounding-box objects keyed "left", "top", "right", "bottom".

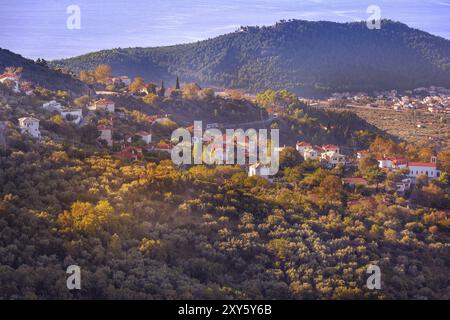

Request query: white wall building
[
  {"left": 248, "top": 162, "right": 272, "bottom": 181},
  {"left": 43, "top": 100, "right": 63, "bottom": 112},
  {"left": 97, "top": 125, "right": 113, "bottom": 147},
  {"left": 296, "top": 141, "right": 312, "bottom": 154},
  {"left": 112, "top": 76, "right": 131, "bottom": 86},
  {"left": 407, "top": 159, "right": 440, "bottom": 179},
  {"left": 303, "top": 148, "right": 321, "bottom": 160},
  {"left": 321, "top": 150, "right": 346, "bottom": 166},
  {"left": 60, "top": 108, "right": 83, "bottom": 125},
  {"left": 18, "top": 117, "right": 41, "bottom": 138},
  {"left": 136, "top": 131, "right": 152, "bottom": 144},
  {"left": 89, "top": 99, "right": 115, "bottom": 113}
]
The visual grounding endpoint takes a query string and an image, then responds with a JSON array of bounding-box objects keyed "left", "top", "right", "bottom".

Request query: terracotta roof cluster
[
  {"left": 115, "top": 146, "right": 143, "bottom": 161},
  {"left": 95, "top": 99, "right": 114, "bottom": 105}
]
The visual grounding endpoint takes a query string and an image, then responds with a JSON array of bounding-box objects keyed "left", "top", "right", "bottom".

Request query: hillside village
[
  {"left": 0, "top": 62, "right": 449, "bottom": 300},
  {"left": 1, "top": 64, "right": 449, "bottom": 196}
]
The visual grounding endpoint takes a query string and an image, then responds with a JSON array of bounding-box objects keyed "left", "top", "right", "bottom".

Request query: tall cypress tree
[
  {"left": 158, "top": 80, "right": 166, "bottom": 97},
  {"left": 175, "top": 76, "right": 180, "bottom": 90}
]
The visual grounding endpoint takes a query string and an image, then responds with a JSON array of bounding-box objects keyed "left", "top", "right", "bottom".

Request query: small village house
[
  {"left": 136, "top": 131, "right": 152, "bottom": 144},
  {"left": 115, "top": 146, "right": 144, "bottom": 161},
  {"left": 296, "top": 141, "right": 312, "bottom": 154},
  {"left": 112, "top": 76, "right": 131, "bottom": 86},
  {"left": 153, "top": 142, "right": 174, "bottom": 153},
  {"left": 322, "top": 144, "right": 340, "bottom": 154},
  {"left": 89, "top": 99, "right": 115, "bottom": 113},
  {"left": 407, "top": 157, "right": 440, "bottom": 179},
  {"left": 43, "top": 100, "right": 63, "bottom": 112},
  {"left": 97, "top": 124, "right": 113, "bottom": 147},
  {"left": 18, "top": 117, "right": 41, "bottom": 138},
  {"left": 303, "top": 148, "right": 321, "bottom": 160},
  {"left": 321, "top": 150, "right": 346, "bottom": 166},
  {"left": 60, "top": 108, "right": 83, "bottom": 124},
  {"left": 377, "top": 156, "right": 408, "bottom": 169},
  {"left": 248, "top": 162, "right": 272, "bottom": 181}
]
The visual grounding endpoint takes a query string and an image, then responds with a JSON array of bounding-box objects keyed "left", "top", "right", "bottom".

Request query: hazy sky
[{"left": 0, "top": 0, "right": 449, "bottom": 60}]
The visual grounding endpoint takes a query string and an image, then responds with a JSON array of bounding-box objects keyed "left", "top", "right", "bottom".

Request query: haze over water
[{"left": 0, "top": 0, "right": 449, "bottom": 60}]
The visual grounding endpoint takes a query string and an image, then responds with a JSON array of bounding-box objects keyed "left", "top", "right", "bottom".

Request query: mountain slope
[
  {"left": 52, "top": 20, "right": 450, "bottom": 96},
  {"left": 0, "top": 48, "right": 88, "bottom": 94}
]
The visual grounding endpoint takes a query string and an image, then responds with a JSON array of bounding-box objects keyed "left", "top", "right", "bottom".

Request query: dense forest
[
  {"left": 0, "top": 79, "right": 449, "bottom": 300},
  {"left": 52, "top": 20, "right": 450, "bottom": 96}
]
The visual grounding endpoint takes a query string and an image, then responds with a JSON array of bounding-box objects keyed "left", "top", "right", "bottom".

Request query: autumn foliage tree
[{"left": 94, "top": 64, "right": 113, "bottom": 83}]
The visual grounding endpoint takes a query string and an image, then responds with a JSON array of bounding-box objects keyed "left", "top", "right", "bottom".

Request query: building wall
[{"left": 407, "top": 166, "right": 439, "bottom": 178}]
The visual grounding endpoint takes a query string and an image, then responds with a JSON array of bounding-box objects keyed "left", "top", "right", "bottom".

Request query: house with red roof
[
  {"left": 407, "top": 157, "right": 440, "bottom": 179},
  {"left": 377, "top": 156, "right": 408, "bottom": 169},
  {"left": 322, "top": 144, "right": 340, "bottom": 154},
  {"left": 111, "top": 76, "right": 131, "bottom": 86},
  {"left": 89, "top": 99, "right": 115, "bottom": 112},
  {"left": 153, "top": 142, "right": 174, "bottom": 153},
  {"left": 115, "top": 146, "right": 143, "bottom": 161},
  {"left": 296, "top": 141, "right": 312, "bottom": 153}
]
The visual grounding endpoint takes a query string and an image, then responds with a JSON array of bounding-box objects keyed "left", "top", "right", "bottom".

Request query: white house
[
  {"left": 322, "top": 144, "right": 340, "bottom": 154},
  {"left": 89, "top": 99, "right": 115, "bottom": 112},
  {"left": 60, "top": 108, "right": 83, "bottom": 125},
  {"left": 112, "top": 76, "right": 131, "bottom": 86},
  {"left": 248, "top": 162, "right": 272, "bottom": 181},
  {"left": 356, "top": 150, "right": 369, "bottom": 159},
  {"left": 321, "top": 150, "right": 346, "bottom": 166},
  {"left": 97, "top": 124, "right": 113, "bottom": 147},
  {"left": 136, "top": 131, "right": 152, "bottom": 144},
  {"left": 377, "top": 156, "right": 408, "bottom": 169},
  {"left": 18, "top": 117, "right": 41, "bottom": 138},
  {"left": 43, "top": 100, "right": 63, "bottom": 112},
  {"left": 407, "top": 158, "right": 440, "bottom": 179},
  {"left": 296, "top": 141, "right": 312, "bottom": 154},
  {"left": 303, "top": 148, "right": 321, "bottom": 161},
  {"left": 0, "top": 73, "right": 20, "bottom": 92}
]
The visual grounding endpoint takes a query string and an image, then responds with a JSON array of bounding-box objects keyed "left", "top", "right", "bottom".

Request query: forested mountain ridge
[
  {"left": 0, "top": 48, "right": 88, "bottom": 95},
  {"left": 52, "top": 20, "right": 450, "bottom": 96}
]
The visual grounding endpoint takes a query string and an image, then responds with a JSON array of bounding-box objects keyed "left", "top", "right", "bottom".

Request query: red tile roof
[
  {"left": 115, "top": 146, "right": 143, "bottom": 161},
  {"left": 155, "top": 143, "right": 173, "bottom": 150},
  {"left": 296, "top": 141, "right": 312, "bottom": 147},
  {"left": 322, "top": 144, "right": 339, "bottom": 150},
  {"left": 95, "top": 99, "right": 114, "bottom": 105},
  {"left": 407, "top": 162, "right": 436, "bottom": 168},
  {"left": 0, "top": 73, "right": 18, "bottom": 80}
]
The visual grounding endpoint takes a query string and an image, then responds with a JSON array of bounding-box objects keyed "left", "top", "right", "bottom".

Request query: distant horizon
[{"left": 0, "top": 0, "right": 449, "bottom": 60}]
